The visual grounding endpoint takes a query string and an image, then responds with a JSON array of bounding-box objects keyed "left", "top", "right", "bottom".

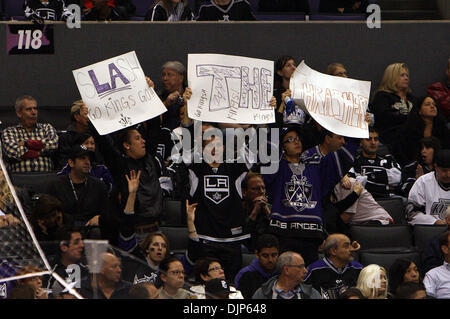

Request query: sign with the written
[
  {"left": 290, "top": 61, "right": 370, "bottom": 138},
  {"left": 72, "top": 51, "right": 166, "bottom": 135},
  {"left": 7, "top": 24, "right": 54, "bottom": 55},
  {"left": 187, "top": 53, "right": 275, "bottom": 124}
]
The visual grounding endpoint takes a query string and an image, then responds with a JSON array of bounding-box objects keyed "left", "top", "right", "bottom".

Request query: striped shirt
[{"left": 1, "top": 123, "right": 58, "bottom": 172}]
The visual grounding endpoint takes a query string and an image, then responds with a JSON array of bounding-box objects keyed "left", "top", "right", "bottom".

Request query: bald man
[
  {"left": 80, "top": 252, "right": 131, "bottom": 299},
  {"left": 305, "top": 234, "right": 363, "bottom": 299}
]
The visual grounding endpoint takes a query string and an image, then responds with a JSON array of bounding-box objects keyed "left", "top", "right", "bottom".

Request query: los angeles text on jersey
[{"left": 270, "top": 219, "right": 323, "bottom": 231}]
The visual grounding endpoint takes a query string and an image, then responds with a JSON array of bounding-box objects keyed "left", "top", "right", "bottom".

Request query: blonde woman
[
  {"left": 145, "top": 0, "right": 193, "bottom": 21},
  {"left": 356, "top": 264, "right": 389, "bottom": 299},
  {"left": 0, "top": 171, "right": 21, "bottom": 228},
  {"left": 370, "top": 63, "right": 417, "bottom": 145}
]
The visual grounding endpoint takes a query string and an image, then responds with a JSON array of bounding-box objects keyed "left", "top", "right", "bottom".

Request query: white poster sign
[
  {"left": 187, "top": 53, "right": 275, "bottom": 124},
  {"left": 290, "top": 61, "right": 370, "bottom": 138},
  {"left": 73, "top": 51, "right": 166, "bottom": 135}
]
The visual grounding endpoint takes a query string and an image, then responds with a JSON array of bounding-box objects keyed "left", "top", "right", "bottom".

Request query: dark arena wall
[{"left": 0, "top": 21, "right": 449, "bottom": 130}]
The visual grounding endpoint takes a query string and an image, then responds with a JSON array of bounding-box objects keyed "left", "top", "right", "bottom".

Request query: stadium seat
[
  {"left": 132, "top": 0, "right": 153, "bottom": 18},
  {"left": 10, "top": 172, "right": 57, "bottom": 196},
  {"left": 413, "top": 224, "right": 448, "bottom": 255},
  {"left": 349, "top": 224, "right": 413, "bottom": 251},
  {"left": 376, "top": 197, "right": 406, "bottom": 225},
  {"left": 358, "top": 249, "right": 421, "bottom": 273},
  {"left": 3, "top": 0, "right": 25, "bottom": 20},
  {"left": 308, "top": 0, "right": 320, "bottom": 14},
  {"left": 309, "top": 14, "right": 366, "bottom": 20},
  {"left": 254, "top": 12, "right": 306, "bottom": 21},
  {"left": 159, "top": 226, "right": 189, "bottom": 252},
  {"left": 241, "top": 253, "right": 256, "bottom": 268},
  {"left": 161, "top": 199, "right": 185, "bottom": 226}
]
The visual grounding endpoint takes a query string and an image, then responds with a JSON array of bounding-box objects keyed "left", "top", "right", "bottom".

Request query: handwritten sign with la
[
  {"left": 290, "top": 61, "right": 370, "bottom": 138},
  {"left": 187, "top": 53, "right": 275, "bottom": 124},
  {"left": 72, "top": 51, "right": 166, "bottom": 135}
]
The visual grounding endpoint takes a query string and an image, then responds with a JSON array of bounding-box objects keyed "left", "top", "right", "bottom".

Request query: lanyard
[{"left": 69, "top": 176, "right": 87, "bottom": 201}]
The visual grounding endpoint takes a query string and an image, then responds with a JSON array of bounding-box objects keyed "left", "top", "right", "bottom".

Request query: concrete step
[{"left": 381, "top": 9, "right": 442, "bottom": 20}]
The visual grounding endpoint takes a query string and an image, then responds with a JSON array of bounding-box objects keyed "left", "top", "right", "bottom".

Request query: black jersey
[
  {"left": 305, "top": 257, "right": 363, "bottom": 299},
  {"left": 196, "top": 0, "right": 255, "bottom": 21},
  {"left": 348, "top": 153, "right": 402, "bottom": 198},
  {"left": 188, "top": 162, "right": 250, "bottom": 242},
  {"left": 24, "top": 0, "right": 71, "bottom": 21}
]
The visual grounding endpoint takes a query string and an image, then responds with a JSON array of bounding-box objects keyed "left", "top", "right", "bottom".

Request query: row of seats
[
  {"left": 7, "top": 172, "right": 447, "bottom": 275},
  {"left": 0, "top": 0, "right": 371, "bottom": 21},
  {"left": 8, "top": 171, "right": 406, "bottom": 225},
  {"left": 161, "top": 223, "right": 446, "bottom": 274}
]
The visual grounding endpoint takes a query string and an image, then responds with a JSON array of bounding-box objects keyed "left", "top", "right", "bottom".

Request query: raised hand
[
  {"left": 186, "top": 199, "right": 198, "bottom": 225},
  {"left": 126, "top": 170, "right": 142, "bottom": 194}
]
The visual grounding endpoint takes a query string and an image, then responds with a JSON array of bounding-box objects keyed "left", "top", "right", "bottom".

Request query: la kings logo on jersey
[
  {"left": 157, "top": 144, "right": 166, "bottom": 159},
  {"left": 431, "top": 198, "right": 450, "bottom": 219},
  {"left": 204, "top": 175, "right": 229, "bottom": 204},
  {"left": 282, "top": 164, "right": 317, "bottom": 212},
  {"left": 36, "top": 8, "right": 57, "bottom": 20}
]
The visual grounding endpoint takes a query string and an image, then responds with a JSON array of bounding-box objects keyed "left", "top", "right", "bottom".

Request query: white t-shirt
[
  {"left": 407, "top": 172, "right": 450, "bottom": 225},
  {"left": 333, "top": 178, "right": 391, "bottom": 225},
  {"left": 190, "top": 284, "right": 244, "bottom": 299}
]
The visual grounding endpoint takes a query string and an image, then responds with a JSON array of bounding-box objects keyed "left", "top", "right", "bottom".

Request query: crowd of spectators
[
  {"left": 0, "top": 55, "right": 449, "bottom": 300},
  {"left": 0, "top": 0, "right": 376, "bottom": 22}
]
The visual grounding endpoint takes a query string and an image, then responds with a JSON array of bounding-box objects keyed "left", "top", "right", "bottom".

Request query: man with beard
[
  {"left": 305, "top": 233, "right": 363, "bottom": 299},
  {"left": 45, "top": 145, "right": 108, "bottom": 235}
]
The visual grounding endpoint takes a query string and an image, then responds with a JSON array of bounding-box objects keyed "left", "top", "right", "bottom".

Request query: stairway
[{"left": 377, "top": 0, "right": 441, "bottom": 20}]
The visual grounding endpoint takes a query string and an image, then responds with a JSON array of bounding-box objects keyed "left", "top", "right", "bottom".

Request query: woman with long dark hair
[
  {"left": 388, "top": 258, "right": 422, "bottom": 297},
  {"left": 394, "top": 95, "right": 449, "bottom": 166}
]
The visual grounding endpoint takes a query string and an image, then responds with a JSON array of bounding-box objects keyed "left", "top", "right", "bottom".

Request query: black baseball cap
[
  {"left": 69, "top": 145, "right": 94, "bottom": 161},
  {"left": 205, "top": 278, "right": 232, "bottom": 295}
]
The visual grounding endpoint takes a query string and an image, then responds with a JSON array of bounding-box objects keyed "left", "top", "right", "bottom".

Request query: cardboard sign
[
  {"left": 188, "top": 53, "right": 275, "bottom": 124},
  {"left": 290, "top": 61, "right": 370, "bottom": 138},
  {"left": 72, "top": 51, "right": 166, "bottom": 135}
]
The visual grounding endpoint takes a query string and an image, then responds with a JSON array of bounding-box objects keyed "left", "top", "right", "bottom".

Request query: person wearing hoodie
[
  {"left": 234, "top": 234, "right": 279, "bottom": 299},
  {"left": 252, "top": 251, "right": 321, "bottom": 299}
]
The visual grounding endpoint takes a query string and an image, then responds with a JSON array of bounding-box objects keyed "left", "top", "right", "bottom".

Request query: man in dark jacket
[
  {"left": 45, "top": 145, "right": 109, "bottom": 236},
  {"left": 252, "top": 251, "right": 321, "bottom": 299},
  {"left": 234, "top": 234, "right": 279, "bottom": 299},
  {"left": 305, "top": 233, "right": 363, "bottom": 299}
]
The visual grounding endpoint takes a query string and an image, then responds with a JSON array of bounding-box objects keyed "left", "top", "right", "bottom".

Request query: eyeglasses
[
  {"left": 168, "top": 270, "right": 185, "bottom": 276},
  {"left": 283, "top": 137, "right": 301, "bottom": 144},
  {"left": 208, "top": 266, "right": 223, "bottom": 272}
]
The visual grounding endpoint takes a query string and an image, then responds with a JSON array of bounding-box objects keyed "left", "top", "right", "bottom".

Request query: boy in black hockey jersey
[
  {"left": 348, "top": 127, "right": 402, "bottom": 199},
  {"left": 186, "top": 129, "right": 250, "bottom": 281},
  {"left": 24, "top": 0, "right": 73, "bottom": 22}
]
